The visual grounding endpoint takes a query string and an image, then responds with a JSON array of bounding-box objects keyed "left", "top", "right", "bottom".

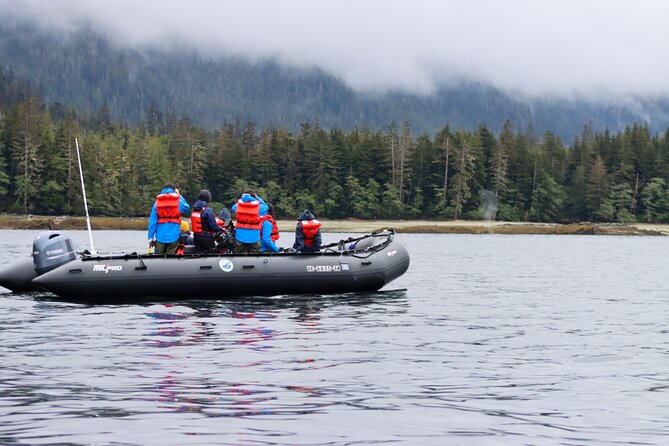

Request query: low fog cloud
[{"left": 2, "top": 0, "right": 669, "bottom": 99}]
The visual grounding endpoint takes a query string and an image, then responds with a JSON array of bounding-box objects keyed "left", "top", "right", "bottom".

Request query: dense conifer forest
[{"left": 1, "top": 69, "right": 668, "bottom": 223}]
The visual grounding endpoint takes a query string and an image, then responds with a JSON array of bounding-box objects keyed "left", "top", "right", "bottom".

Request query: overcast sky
[{"left": 2, "top": 0, "right": 669, "bottom": 99}]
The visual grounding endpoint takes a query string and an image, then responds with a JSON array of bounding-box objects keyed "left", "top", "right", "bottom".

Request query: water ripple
[{"left": 2, "top": 232, "right": 669, "bottom": 444}]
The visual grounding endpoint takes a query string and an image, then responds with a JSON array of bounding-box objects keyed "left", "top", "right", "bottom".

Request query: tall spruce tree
[
  {"left": 585, "top": 155, "right": 609, "bottom": 220},
  {"left": 9, "top": 95, "right": 44, "bottom": 213},
  {"left": 0, "top": 110, "right": 10, "bottom": 200},
  {"left": 491, "top": 119, "right": 512, "bottom": 198},
  {"left": 450, "top": 131, "right": 479, "bottom": 219}
]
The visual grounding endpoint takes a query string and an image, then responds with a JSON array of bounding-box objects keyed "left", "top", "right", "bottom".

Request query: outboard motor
[
  {"left": 0, "top": 231, "right": 77, "bottom": 293},
  {"left": 32, "top": 231, "right": 77, "bottom": 274}
]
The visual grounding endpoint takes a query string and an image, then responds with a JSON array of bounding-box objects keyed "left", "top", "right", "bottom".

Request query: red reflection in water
[{"left": 141, "top": 303, "right": 328, "bottom": 416}]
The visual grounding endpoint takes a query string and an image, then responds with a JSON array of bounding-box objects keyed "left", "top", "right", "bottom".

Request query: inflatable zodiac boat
[{"left": 0, "top": 229, "right": 410, "bottom": 302}]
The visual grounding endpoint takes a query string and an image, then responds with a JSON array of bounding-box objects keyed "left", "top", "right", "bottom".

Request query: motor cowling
[{"left": 32, "top": 231, "right": 76, "bottom": 274}]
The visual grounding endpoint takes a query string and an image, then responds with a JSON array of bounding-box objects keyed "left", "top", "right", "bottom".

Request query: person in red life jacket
[
  {"left": 231, "top": 190, "right": 268, "bottom": 254},
  {"left": 148, "top": 183, "right": 191, "bottom": 255},
  {"left": 293, "top": 210, "right": 322, "bottom": 253},
  {"left": 260, "top": 203, "right": 280, "bottom": 253},
  {"left": 191, "top": 189, "right": 225, "bottom": 253}
]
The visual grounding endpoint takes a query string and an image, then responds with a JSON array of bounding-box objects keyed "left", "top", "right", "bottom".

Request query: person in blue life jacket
[
  {"left": 148, "top": 183, "right": 191, "bottom": 255},
  {"left": 293, "top": 210, "right": 322, "bottom": 253},
  {"left": 232, "top": 190, "right": 268, "bottom": 254},
  {"left": 191, "top": 189, "right": 225, "bottom": 253},
  {"left": 259, "top": 202, "right": 280, "bottom": 253}
]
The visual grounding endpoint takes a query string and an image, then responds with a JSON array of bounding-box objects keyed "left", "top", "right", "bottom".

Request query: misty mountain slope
[{"left": 1, "top": 20, "right": 668, "bottom": 140}]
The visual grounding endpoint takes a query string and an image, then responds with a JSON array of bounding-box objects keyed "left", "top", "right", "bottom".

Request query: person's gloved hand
[{"left": 149, "top": 239, "right": 157, "bottom": 248}]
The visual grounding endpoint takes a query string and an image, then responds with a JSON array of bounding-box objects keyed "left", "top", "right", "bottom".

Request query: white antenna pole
[{"left": 75, "top": 138, "right": 96, "bottom": 255}]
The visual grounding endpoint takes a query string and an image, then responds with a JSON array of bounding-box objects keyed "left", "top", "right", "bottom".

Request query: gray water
[{"left": 1, "top": 230, "right": 668, "bottom": 445}]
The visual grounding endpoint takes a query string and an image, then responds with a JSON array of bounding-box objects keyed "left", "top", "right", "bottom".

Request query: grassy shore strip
[{"left": 0, "top": 214, "right": 667, "bottom": 236}]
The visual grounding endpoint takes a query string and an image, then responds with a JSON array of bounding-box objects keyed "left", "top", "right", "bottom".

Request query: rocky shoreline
[{"left": 1, "top": 214, "right": 667, "bottom": 236}]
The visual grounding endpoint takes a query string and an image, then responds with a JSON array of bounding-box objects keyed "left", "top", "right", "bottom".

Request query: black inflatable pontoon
[{"left": 0, "top": 230, "right": 410, "bottom": 302}]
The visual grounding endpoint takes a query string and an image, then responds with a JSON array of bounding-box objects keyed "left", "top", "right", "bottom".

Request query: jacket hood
[
  {"left": 160, "top": 187, "right": 176, "bottom": 194},
  {"left": 193, "top": 200, "right": 209, "bottom": 211},
  {"left": 219, "top": 208, "right": 232, "bottom": 221},
  {"left": 297, "top": 210, "right": 316, "bottom": 221},
  {"left": 239, "top": 194, "right": 258, "bottom": 203}
]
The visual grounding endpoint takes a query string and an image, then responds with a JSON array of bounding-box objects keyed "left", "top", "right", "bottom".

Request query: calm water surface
[{"left": 1, "top": 230, "right": 668, "bottom": 445}]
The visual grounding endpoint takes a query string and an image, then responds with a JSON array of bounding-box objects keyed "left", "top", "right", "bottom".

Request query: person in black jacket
[
  {"left": 293, "top": 210, "right": 322, "bottom": 253},
  {"left": 191, "top": 190, "right": 224, "bottom": 253}
]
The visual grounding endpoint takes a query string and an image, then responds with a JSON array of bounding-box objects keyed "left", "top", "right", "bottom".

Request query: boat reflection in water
[{"left": 138, "top": 292, "right": 406, "bottom": 417}]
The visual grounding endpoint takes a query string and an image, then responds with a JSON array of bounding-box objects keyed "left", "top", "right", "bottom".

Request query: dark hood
[
  {"left": 193, "top": 200, "right": 209, "bottom": 211},
  {"left": 219, "top": 207, "right": 231, "bottom": 221},
  {"left": 297, "top": 210, "right": 316, "bottom": 221}
]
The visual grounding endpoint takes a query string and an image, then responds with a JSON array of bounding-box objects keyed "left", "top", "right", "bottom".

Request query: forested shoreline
[{"left": 1, "top": 71, "right": 668, "bottom": 223}]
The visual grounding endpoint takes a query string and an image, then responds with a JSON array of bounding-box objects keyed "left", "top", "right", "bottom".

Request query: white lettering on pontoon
[{"left": 93, "top": 264, "right": 123, "bottom": 273}]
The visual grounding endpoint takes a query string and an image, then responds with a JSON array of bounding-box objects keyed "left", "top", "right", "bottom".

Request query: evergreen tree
[
  {"left": 345, "top": 174, "right": 365, "bottom": 217},
  {"left": 37, "top": 109, "right": 69, "bottom": 214},
  {"left": 491, "top": 119, "right": 512, "bottom": 197},
  {"left": 54, "top": 115, "right": 82, "bottom": 213},
  {"left": 568, "top": 164, "right": 588, "bottom": 221},
  {"left": 8, "top": 94, "right": 44, "bottom": 213},
  {"left": 252, "top": 128, "right": 281, "bottom": 185},
  {"left": 450, "top": 131, "right": 479, "bottom": 219},
  {"left": 598, "top": 182, "right": 635, "bottom": 222},
  {"left": 397, "top": 120, "right": 413, "bottom": 205},
  {"left": 434, "top": 127, "right": 453, "bottom": 217},
  {"left": 300, "top": 122, "right": 342, "bottom": 216},
  {"left": 386, "top": 121, "right": 399, "bottom": 194},
  {"left": 585, "top": 155, "right": 609, "bottom": 220},
  {"left": 167, "top": 116, "right": 208, "bottom": 195},
  {"left": 526, "top": 170, "right": 566, "bottom": 222},
  {"left": 0, "top": 110, "right": 10, "bottom": 200},
  {"left": 145, "top": 102, "right": 164, "bottom": 137},
  {"left": 407, "top": 133, "right": 435, "bottom": 215},
  {"left": 640, "top": 178, "right": 669, "bottom": 222},
  {"left": 542, "top": 130, "right": 567, "bottom": 183}
]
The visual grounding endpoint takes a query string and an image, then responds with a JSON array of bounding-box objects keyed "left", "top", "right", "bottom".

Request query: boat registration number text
[{"left": 307, "top": 265, "right": 341, "bottom": 273}]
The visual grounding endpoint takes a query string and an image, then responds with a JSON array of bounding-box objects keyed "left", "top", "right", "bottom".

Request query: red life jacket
[
  {"left": 235, "top": 198, "right": 261, "bottom": 230},
  {"left": 215, "top": 216, "right": 224, "bottom": 227},
  {"left": 191, "top": 207, "right": 215, "bottom": 234},
  {"left": 155, "top": 192, "right": 181, "bottom": 224},
  {"left": 260, "top": 214, "right": 280, "bottom": 241},
  {"left": 176, "top": 228, "right": 190, "bottom": 255},
  {"left": 301, "top": 219, "right": 321, "bottom": 247}
]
